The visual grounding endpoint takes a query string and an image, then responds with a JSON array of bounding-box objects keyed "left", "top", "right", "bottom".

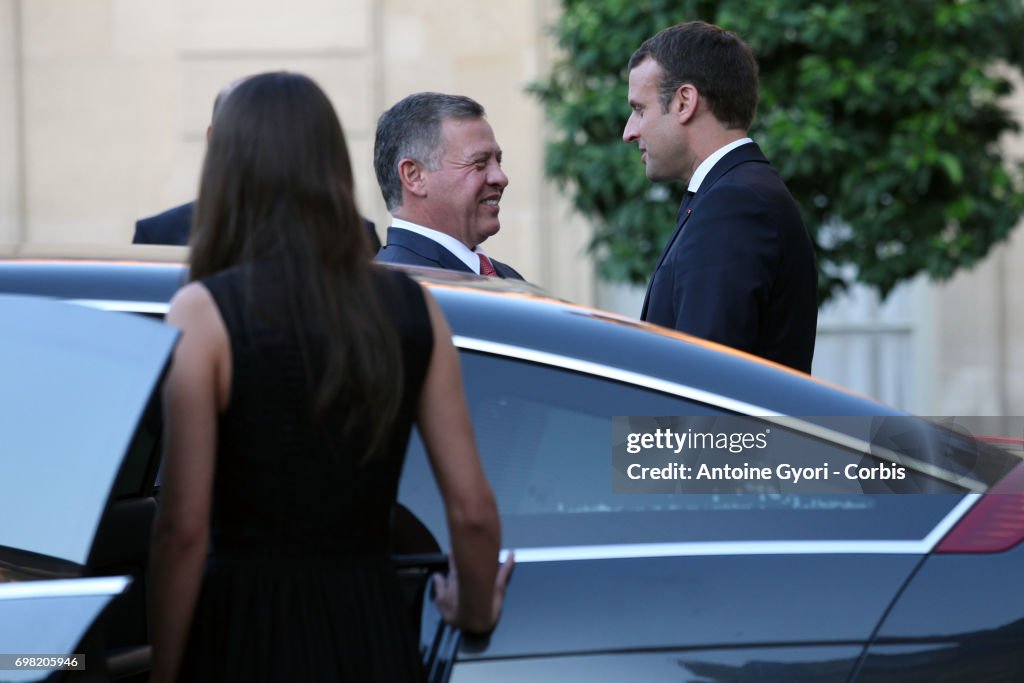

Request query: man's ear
[
  {"left": 675, "top": 83, "right": 699, "bottom": 125},
  {"left": 398, "top": 158, "right": 428, "bottom": 198}
]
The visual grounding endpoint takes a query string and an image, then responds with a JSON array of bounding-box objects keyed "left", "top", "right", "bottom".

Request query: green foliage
[{"left": 529, "top": 0, "right": 1024, "bottom": 302}]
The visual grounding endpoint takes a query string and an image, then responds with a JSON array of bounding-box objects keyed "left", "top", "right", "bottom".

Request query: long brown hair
[{"left": 190, "top": 71, "right": 402, "bottom": 460}]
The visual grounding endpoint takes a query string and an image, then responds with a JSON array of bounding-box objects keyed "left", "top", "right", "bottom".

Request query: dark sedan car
[{"left": 1, "top": 246, "right": 1022, "bottom": 682}]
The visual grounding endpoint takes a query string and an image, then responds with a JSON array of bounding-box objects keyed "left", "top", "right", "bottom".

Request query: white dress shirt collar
[
  {"left": 688, "top": 137, "right": 754, "bottom": 193},
  {"left": 390, "top": 217, "right": 489, "bottom": 274}
]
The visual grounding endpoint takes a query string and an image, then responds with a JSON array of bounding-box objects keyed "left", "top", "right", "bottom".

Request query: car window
[
  {"left": 398, "top": 352, "right": 967, "bottom": 551},
  {"left": 111, "top": 391, "right": 163, "bottom": 498}
]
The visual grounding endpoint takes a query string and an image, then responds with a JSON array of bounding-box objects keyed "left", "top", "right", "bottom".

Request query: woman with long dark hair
[{"left": 149, "top": 72, "right": 511, "bottom": 682}]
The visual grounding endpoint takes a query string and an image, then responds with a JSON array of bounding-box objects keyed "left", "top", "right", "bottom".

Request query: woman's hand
[{"left": 432, "top": 551, "right": 515, "bottom": 633}]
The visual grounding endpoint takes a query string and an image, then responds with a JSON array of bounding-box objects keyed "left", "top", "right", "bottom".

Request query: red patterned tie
[{"left": 478, "top": 253, "right": 498, "bottom": 277}]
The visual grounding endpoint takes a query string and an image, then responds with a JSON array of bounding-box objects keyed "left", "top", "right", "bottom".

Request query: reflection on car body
[{"left": 0, "top": 246, "right": 1022, "bottom": 682}]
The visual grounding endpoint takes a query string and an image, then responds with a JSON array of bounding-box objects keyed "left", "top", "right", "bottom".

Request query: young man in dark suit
[
  {"left": 623, "top": 21, "right": 817, "bottom": 373},
  {"left": 373, "top": 92, "right": 524, "bottom": 279}
]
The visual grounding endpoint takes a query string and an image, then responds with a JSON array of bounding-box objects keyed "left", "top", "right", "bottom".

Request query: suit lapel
[
  {"left": 640, "top": 192, "right": 695, "bottom": 320},
  {"left": 385, "top": 227, "right": 525, "bottom": 279},
  {"left": 385, "top": 228, "right": 475, "bottom": 273},
  {"left": 639, "top": 143, "right": 769, "bottom": 321},
  {"left": 492, "top": 260, "right": 523, "bottom": 280}
]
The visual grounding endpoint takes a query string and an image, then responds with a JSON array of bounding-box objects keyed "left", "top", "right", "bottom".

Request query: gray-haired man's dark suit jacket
[{"left": 376, "top": 227, "right": 524, "bottom": 280}]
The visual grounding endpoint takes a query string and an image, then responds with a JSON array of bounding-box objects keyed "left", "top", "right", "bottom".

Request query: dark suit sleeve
[
  {"left": 362, "top": 218, "right": 381, "bottom": 253},
  {"left": 132, "top": 216, "right": 171, "bottom": 245},
  {"left": 132, "top": 219, "right": 152, "bottom": 244},
  {"left": 132, "top": 202, "right": 193, "bottom": 245},
  {"left": 666, "top": 182, "right": 779, "bottom": 349}
]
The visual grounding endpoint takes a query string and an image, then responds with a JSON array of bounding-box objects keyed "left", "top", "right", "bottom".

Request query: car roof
[{"left": 0, "top": 246, "right": 897, "bottom": 418}]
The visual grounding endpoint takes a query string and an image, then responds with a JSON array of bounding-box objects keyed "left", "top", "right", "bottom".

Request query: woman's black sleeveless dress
[{"left": 176, "top": 261, "right": 433, "bottom": 682}]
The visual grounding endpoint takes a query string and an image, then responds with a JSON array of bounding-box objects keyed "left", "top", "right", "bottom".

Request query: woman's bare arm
[
  {"left": 416, "top": 288, "right": 513, "bottom": 633},
  {"left": 149, "top": 283, "right": 230, "bottom": 682}
]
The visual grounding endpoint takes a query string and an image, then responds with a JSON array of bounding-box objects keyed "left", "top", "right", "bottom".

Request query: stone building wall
[{"left": 0, "top": 0, "right": 593, "bottom": 303}]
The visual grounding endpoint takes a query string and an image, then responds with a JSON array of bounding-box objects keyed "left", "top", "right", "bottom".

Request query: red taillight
[{"left": 936, "top": 462, "right": 1024, "bottom": 554}]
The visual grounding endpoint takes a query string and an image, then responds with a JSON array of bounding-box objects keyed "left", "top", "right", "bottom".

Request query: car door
[
  {"left": 396, "top": 346, "right": 988, "bottom": 682},
  {"left": 0, "top": 294, "right": 176, "bottom": 681}
]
